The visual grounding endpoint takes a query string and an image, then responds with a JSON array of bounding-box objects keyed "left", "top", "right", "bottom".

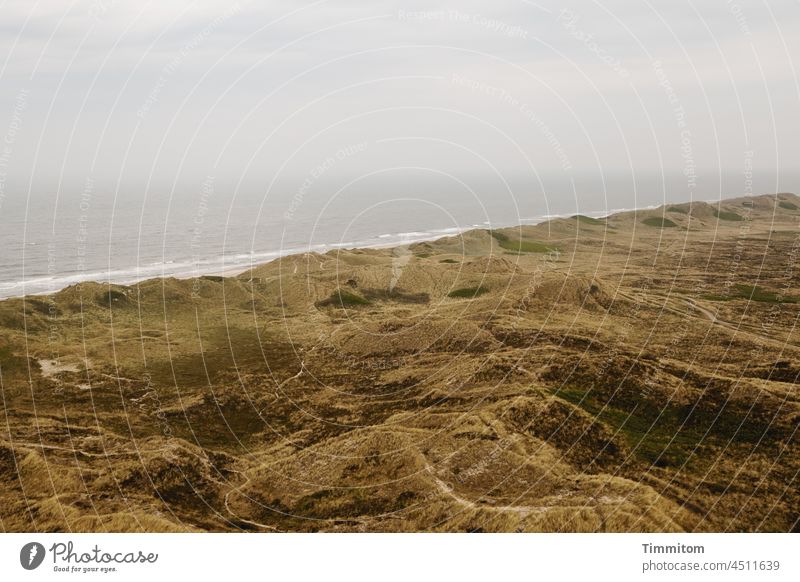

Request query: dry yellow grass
[{"left": 1, "top": 193, "right": 798, "bottom": 532}]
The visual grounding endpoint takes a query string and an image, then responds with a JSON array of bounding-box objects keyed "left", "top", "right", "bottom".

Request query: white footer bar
[{"left": 1, "top": 533, "right": 797, "bottom": 581}]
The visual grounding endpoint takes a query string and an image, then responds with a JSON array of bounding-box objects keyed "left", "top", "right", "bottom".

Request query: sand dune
[{"left": 1, "top": 193, "right": 798, "bottom": 532}]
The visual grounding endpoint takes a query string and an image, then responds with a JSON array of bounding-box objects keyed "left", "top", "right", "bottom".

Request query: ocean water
[{"left": 0, "top": 171, "right": 797, "bottom": 299}]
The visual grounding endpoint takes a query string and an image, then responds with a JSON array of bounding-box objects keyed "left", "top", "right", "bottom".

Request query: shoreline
[
  {"left": 0, "top": 206, "right": 624, "bottom": 301},
  {"left": 0, "top": 195, "right": 754, "bottom": 301},
  {"left": 2, "top": 189, "right": 798, "bottom": 533}
]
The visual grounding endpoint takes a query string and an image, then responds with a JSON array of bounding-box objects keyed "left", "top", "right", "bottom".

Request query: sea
[{"left": 1, "top": 171, "right": 797, "bottom": 299}]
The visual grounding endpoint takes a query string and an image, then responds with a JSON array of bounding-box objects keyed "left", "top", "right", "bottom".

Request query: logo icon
[{"left": 20, "top": 542, "right": 46, "bottom": 570}]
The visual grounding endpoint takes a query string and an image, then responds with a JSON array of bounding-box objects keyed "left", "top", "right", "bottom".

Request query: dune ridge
[{"left": 1, "top": 192, "right": 798, "bottom": 532}]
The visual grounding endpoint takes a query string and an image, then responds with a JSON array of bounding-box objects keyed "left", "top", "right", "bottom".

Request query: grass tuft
[
  {"left": 714, "top": 209, "right": 744, "bottom": 221},
  {"left": 318, "top": 289, "right": 371, "bottom": 308},
  {"left": 572, "top": 215, "right": 605, "bottom": 225},
  {"left": 96, "top": 290, "right": 128, "bottom": 308},
  {"left": 553, "top": 387, "right": 699, "bottom": 467},
  {"left": 703, "top": 284, "right": 797, "bottom": 304},
  {"left": 489, "top": 230, "right": 559, "bottom": 253},
  {"left": 642, "top": 217, "right": 677, "bottom": 228},
  {"left": 666, "top": 206, "right": 689, "bottom": 214},
  {"left": 447, "top": 286, "right": 489, "bottom": 299}
]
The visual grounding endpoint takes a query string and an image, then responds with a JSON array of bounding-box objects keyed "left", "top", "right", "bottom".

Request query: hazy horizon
[
  {"left": 2, "top": 0, "right": 800, "bottom": 294},
  {"left": 1, "top": 0, "right": 799, "bottom": 194}
]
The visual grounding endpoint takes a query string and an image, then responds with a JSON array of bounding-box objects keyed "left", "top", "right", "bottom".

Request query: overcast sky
[{"left": 1, "top": 0, "right": 799, "bottom": 197}]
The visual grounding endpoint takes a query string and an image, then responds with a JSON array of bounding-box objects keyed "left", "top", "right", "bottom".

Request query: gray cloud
[{"left": 0, "top": 0, "right": 798, "bottom": 195}]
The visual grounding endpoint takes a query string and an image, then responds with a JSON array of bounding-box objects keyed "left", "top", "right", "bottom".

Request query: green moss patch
[
  {"left": 572, "top": 214, "right": 605, "bottom": 225},
  {"left": 447, "top": 286, "right": 489, "bottom": 299},
  {"left": 714, "top": 209, "right": 744, "bottom": 221},
  {"left": 642, "top": 217, "right": 677, "bottom": 228},
  {"left": 553, "top": 387, "right": 700, "bottom": 467},
  {"left": 490, "top": 230, "right": 559, "bottom": 253},
  {"left": 96, "top": 289, "right": 129, "bottom": 308},
  {"left": 667, "top": 206, "right": 689, "bottom": 214},
  {"left": 362, "top": 288, "right": 429, "bottom": 304},
  {"left": 702, "top": 284, "right": 797, "bottom": 304},
  {"left": 552, "top": 383, "right": 780, "bottom": 468},
  {"left": 317, "top": 289, "right": 372, "bottom": 308},
  {"left": 733, "top": 284, "right": 797, "bottom": 303}
]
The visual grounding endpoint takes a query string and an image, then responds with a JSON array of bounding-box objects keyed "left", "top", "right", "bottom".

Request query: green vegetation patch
[
  {"left": 96, "top": 289, "right": 129, "bottom": 308},
  {"left": 553, "top": 386, "right": 700, "bottom": 467},
  {"left": 440, "top": 258, "right": 460, "bottom": 264},
  {"left": 147, "top": 327, "right": 286, "bottom": 385},
  {"left": 714, "top": 209, "right": 744, "bottom": 221},
  {"left": 572, "top": 214, "right": 605, "bottom": 226},
  {"left": 642, "top": 217, "right": 677, "bottom": 228},
  {"left": 734, "top": 284, "right": 796, "bottom": 303},
  {"left": 0, "top": 343, "right": 29, "bottom": 377},
  {"left": 667, "top": 206, "right": 689, "bottom": 214},
  {"left": 201, "top": 275, "right": 224, "bottom": 283},
  {"left": 362, "top": 288, "right": 429, "bottom": 304},
  {"left": 489, "top": 230, "right": 559, "bottom": 253},
  {"left": 294, "top": 488, "right": 418, "bottom": 519},
  {"left": 700, "top": 294, "right": 732, "bottom": 302},
  {"left": 447, "top": 286, "right": 489, "bottom": 299},
  {"left": 778, "top": 201, "right": 798, "bottom": 210},
  {"left": 553, "top": 383, "right": 782, "bottom": 468},
  {"left": 703, "top": 284, "right": 797, "bottom": 304},
  {"left": 317, "top": 289, "right": 372, "bottom": 308}
]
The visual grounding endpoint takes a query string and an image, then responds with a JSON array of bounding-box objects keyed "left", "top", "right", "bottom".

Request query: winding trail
[
  {"left": 617, "top": 291, "right": 798, "bottom": 350},
  {"left": 424, "top": 464, "right": 548, "bottom": 518},
  {"left": 223, "top": 472, "right": 280, "bottom": 532}
]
